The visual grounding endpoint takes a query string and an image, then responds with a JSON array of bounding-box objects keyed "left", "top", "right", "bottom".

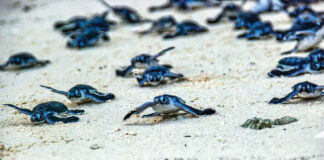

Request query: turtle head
[
  {"left": 30, "top": 111, "right": 45, "bottom": 123},
  {"left": 153, "top": 95, "right": 170, "bottom": 105}
]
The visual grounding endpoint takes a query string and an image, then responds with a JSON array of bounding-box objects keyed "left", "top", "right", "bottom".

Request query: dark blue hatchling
[
  {"left": 54, "top": 11, "right": 115, "bottom": 36},
  {"left": 116, "top": 46, "right": 175, "bottom": 77},
  {"left": 3, "top": 101, "right": 84, "bottom": 124},
  {"left": 149, "top": 0, "right": 219, "bottom": 12},
  {"left": 268, "top": 61, "right": 324, "bottom": 77},
  {"left": 273, "top": 49, "right": 324, "bottom": 70},
  {"left": 0, "top": 52, "right": 50, "bottom": 70},
  {"left": 98, "top": 0, "right": 151, "bottom": 24},
  {"left": 67, "top": 27, "right": 110, "bottom": 48},
  {"left": 207, "top": 3, "right": 241, "bottom": 24},
  {"left": 138, "top": 15, "right": 177, "bottom": 35},
  {"left": 134, "top": 66, "right": 183, "bottom": 87},
  {"left": 40, "top": 84, "right": 115, "bottom": 104},
  {"left": 163, "top": 20, "right": 208, "bottom": 39},
  {"left": 269, "top": 81, "right": 324, "bottom": 104},
  {"left": 234, "top": 12, "right": 260, "bottom": 30},
  {"left": 237, "top": 21, "right": 274, "bottom": 40},
  {"left": 123, "top": 94, "right": 216, "bottom": 120}
]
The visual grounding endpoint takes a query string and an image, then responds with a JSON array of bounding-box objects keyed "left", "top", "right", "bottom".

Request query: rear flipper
[
  {"left": 116, "top": 65, "right": 135, "bottom": 77},
  {"left": 68, "top": 109, "right": 85, "bottom": 115},
  {"left": 54, "top": 21, "right": 67, "bottom": 30},
  {"left": 85, "top": 92, "right": 115, "bottom": 103},
  {"left": 45, "top": 113, "right": 79, "bottom": 124},
  {"left": 37, "top": 60, "right": 51, "bottom": 66},
  {"left": 123, "top": 102, "right": 155, "bottom": 120},
  {"left": 269, "top": 90, "right": 299, "bottom": 104},
  {"left": 237, "top": 32, "right": 248, "bottom": 39},
  {"left": 161, "top": 64, "right": 173, "bottom": 69},
  {"left": 164, "top": 72, "right": 184, "bottom": 80},
  {"left": 3, "top": 104, "right": 33, "bottom": 115}
]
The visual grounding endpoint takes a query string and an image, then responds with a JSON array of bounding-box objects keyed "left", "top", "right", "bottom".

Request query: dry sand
[{"left": 0, "top": 0, "right": 324, "bottom": 159}]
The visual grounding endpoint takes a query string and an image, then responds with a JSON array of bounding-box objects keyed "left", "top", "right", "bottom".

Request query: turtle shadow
[{"left": 124, "top": 112, "right": 201, "bottom": 126}]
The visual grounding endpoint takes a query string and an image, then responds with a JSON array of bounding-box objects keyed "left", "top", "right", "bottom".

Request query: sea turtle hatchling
[
  {"left": 98, "top": 0, "right": 151, "bottom": 24},
  {"left": 269, "top": 81, "right": 324, "bottom": 104},
  {"left": 138, "top": 15, "right": 177, "bottom": 35},
  {"left": 163, "top": 20, "right": 208, "bottom": 39},
  {"left": 123, "top": 94, "right": 216, "bottom": 120},
  {"left": 40, "top": 84, "right": 115, "bottom": 104},
  {"left": 134, "top": 66, "right": 184, "bottom": 87},
  {"left": 0, "top": 52, "right": 50, "bottom": 70},
  {"left": 148, "top": 0, "right": 219, "bottom": 12},
  {"left": 207, "top": 3, "right": 241, "bottom": 24},
  {"left": 116, "top": 46, "right": 175, "bottom": 77},
  {"left": 3, "top": 101, "right": 84, "bottom": 124}
]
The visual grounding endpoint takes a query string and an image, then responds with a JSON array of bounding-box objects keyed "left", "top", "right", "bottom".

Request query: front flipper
[
  {"left": 123, "top": 102, "right": 155, "bottom": 120},
  {"left": 68, "top": 109, "right": 85, "bottom": 115},
  {"left": 237, "top": 32, "right": 248, "bottom": 39},
  {"left": 116, "top": 65, "right": 135, "bottom": 77},
  {"left": 149, "top": 3, "right": 172, "bottom": 12},
  {"left": 268, "top": 66, "right": 306, "bottom": 77},
  {"left": 84, "top": 92, "right": 115, "bottom": 103},
  {"left": 281, "top": 48, "right": 297, "bottom": 55},
  {"left": 150, "top": 46, "right": 175, "bottom": 61},
  {"left": 138, "top": 25, "right": 156, "bottom": 35},
  {"left": 163, "top": 30, "right": 182, "bottom": 39},
  {"left": 161, "top": 64, "right": 173, "bottom": 69},
  {"left": 164, "top": 72, "right": 184, "bottom": 80},
  {"left": 141, "top": 112, "right": 161, "bottom": 118},
  {"left": 45, "top": 113, "right": 79, "bottom": 124},
  {"left": 40, "top": 85, "right": 68, "bottom": 96},
  {"left": 134, "top": 74, "right": 147, "bottom": 87},
  {"left": 207, "top": 12, "right": 225, "bottom": 24},
  {"left": 3, "top": 104, "right": 33, "bottom": 115},
  {"left": 269, "top": 90, "right": 299, "bottom": 104}
]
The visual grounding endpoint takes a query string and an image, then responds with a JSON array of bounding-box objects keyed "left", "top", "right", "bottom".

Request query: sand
[{"left": 0, "top": 0, "right": 324, "bottom": 159}]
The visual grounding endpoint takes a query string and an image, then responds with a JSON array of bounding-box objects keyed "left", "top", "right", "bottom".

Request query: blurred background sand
[{"left": 0, "top": 0, "right": 323, "bottom": 159}]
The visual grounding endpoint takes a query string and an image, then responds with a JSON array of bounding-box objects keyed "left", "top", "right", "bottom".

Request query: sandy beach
[{"left": 0, "top": 0, "right": 324, "bottom": 159}]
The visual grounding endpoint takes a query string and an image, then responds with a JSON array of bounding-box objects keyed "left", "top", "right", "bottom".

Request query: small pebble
[
  {"left": 125, "top": 131, "right": 137, "bottom": 136},
  {"left": 90, "top": 144, "right": 100, "bottom": 150}
]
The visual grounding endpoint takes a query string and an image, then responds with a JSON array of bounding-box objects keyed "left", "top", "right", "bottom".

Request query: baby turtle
[
  {"left": 281, "top": 24, "right": 324, "bottom": 55},
  {"left": 123, "top": 94, "right": 215, "bottom": 120},
  {"left": 40, "top": 84, "right": 115, "bottom": 104},
  {"left": 271, "top": 48, "right": 323, "bottom": 70},
  {"left": 207, "top": 3, "right": 241, "bottom": 24},
  {"left": 134, "top": 66, "right": 183, "bottom": 87},
  {"left": 0, "top": 52, "right": 50, "bottom": 70},
  {"left": 67, "top": 27, "right": 110, "bottom": 48},
  {"left": 149, "top": 0, "right": 219, "bottom": 12},
  {"left": 116, "top": 46, "right": 175, "bottom": 77},
  {"left": 268, "top": 61, "right": 324, "bottom": 77},
  {"left": 237, "top": 21, "right": 274, "bottom": 40},
  {"left": 269, "top": 81, "right": 324, "bottom": 104},
  {"left": 54, "top": 11, "right": 115, "bottom": 36},
  {"left": 138, "top": 15, "right": 177, "bottom": 35},
  {"left": 163, "top": 20, "right": 208, "bottom": 39},
  {"left": 3, "top": 101, "right": 84, "bottom": 124},
  {"left": 98, "top": 0, "right": 151, "bottom": 24},
  {"left": 234, "top": 12, "right": 261, "bottom": 30}
]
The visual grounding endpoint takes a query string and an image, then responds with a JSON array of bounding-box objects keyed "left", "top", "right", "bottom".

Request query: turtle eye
[{"left": 160, "top": 96, "right": 167, "bottom": 104}]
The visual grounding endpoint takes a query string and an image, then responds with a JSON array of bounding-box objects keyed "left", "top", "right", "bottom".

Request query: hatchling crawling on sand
[
  {"left": 134, "top": 66, "right": 184, "bottom": 87},
  {"left": 237, "top": 21, "right": 274, "bottom": 40},
  {"left": 0, "top": 52, "right": 50, "bottom": 70},
  {"left": 40, "top": 84, "right": 115, "bottom": 104},
  {"left": 207, "top": 3, "right": 241, "bottom": 24},
  {"left": 116, "top": 46, "right": 175, "bottom": 77},
  {"left": 149, "top": 0, "right": 219, "bottom": 12},
  {"left": 163, "top": 20, "right": 208, "bottom": 39},
  {"left": 4, "top": 101, "right": 84, "bottom": 124},
  {"left": 123, "top": 94, "right": 215, "bottom": 120},
  {"left": 98, "top": 0, "right": 151, "bottom": 24},
  {"left": 138, "top": 15, "right": 177, "bottom": 35},
  {"left": 269, "top": 81, "right": 324, "bottom": 104}
]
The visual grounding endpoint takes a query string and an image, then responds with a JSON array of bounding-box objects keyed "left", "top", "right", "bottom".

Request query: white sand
[{"left": 0, "top": 0, "right": 324, "bottom": 159}]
